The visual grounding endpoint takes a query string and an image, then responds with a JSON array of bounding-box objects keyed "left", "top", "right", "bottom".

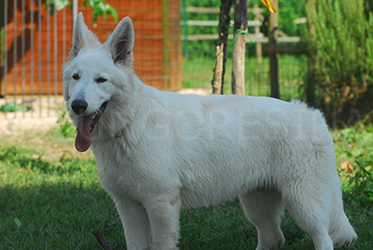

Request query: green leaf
[
  {"left": 84, "top": 0, "right": 118, "bottom": 24},
  {"left": 44, "top": 0, "right": 72, "bottom": 16},
  {"left": 108, "top": 7, "right": 118, "bottom": 22}
]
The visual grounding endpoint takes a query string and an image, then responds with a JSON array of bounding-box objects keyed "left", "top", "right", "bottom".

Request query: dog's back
[{"left": 128, "top": 90, "right": 334, "bottom": 208}]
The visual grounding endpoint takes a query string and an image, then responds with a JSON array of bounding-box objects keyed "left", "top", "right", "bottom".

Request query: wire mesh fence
[
  {"left": 0, "top": 0, "right": 308, "bottom": 120},
  {"left": 0, "top": 0, "right": 182, "bottom": 119},
  {"left": 0, "top": 0, "right": 71, "bottom": 119}
]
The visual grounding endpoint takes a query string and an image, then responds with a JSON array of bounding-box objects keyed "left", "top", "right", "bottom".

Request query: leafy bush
[
  {"left": 333, "top": 121, "right": 373, "bottom": 211},
  {"left": 45, "top": 0, "right": 118, "bottom": 24},
  {"left": 306, "top": 0, "right": 373, "bottom": 124}
]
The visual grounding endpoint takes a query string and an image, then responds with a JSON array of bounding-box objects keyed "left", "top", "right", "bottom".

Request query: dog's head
[{"left": 63, "top": 13, "right": 135, "bottom": 152}]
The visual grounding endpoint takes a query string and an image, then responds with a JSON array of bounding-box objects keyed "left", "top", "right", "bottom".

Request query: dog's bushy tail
[
  {"left": 330, "top": 212, "right": 357, "bottom": 248},
  {"left": 328, "top": 183, "right": 358, "bottom": 248}
]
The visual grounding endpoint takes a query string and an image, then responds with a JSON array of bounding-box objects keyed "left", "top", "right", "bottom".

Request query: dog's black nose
[{"left": 71, "top": 99, "right": 88, "bottom": 115}]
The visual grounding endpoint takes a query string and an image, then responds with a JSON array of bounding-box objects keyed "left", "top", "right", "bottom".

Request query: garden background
[{"left": 1, "top": 0, "right": 373, "bottom": 249}]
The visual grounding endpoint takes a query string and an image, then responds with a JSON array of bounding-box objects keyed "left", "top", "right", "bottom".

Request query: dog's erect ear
[
  {"left": 103, "top": 17, "right": 135, "bottom": 66},
  {"left": 69, "top": 13, "right": 101, "bottom": 60}
]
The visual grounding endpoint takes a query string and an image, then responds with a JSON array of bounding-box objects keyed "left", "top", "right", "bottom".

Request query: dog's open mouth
[{"left": 75, "top": 101, "right": 108, "bottom": 152}]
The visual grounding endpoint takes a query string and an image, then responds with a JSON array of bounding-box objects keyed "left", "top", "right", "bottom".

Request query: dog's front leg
[
  {"left": 114, "top": 197, "right": 151, "bottom": 250},
  {"left": 146, "top": 191, "right": 181, "bottom": 250}
]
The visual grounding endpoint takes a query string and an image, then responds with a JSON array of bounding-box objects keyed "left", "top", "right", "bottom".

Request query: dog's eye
[
  {"left": 96, "top": 77, "right": 108, "bottom": 83},
  {"left": 72, "top": 74, "right": 80, "bottom": 80}
]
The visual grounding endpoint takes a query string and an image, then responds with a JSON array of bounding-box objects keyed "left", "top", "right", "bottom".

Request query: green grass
[
  {"left": 182, "top": 55, "right": 307, "bottom": 101},
  {"left": 1, "top": 118, "right": 372, "bottom": 249}
]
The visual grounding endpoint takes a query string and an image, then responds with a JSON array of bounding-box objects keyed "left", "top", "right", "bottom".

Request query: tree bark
[
  {"left": 211, "top": 0, "right": 233, "bottom": 95},
  {"left": 231, "top": 0, "right": 248, "bottom": 95}
]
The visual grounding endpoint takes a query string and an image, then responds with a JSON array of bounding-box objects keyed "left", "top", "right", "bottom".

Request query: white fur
[{"left": 63, "top": 13, "right": 357, "bottom": 250}]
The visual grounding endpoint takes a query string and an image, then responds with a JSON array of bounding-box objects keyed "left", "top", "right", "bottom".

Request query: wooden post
[
  {"left": 211, "top": 0, "right": 233, "bottom": 95},
  {"left": 162, "top": 0, "right": 170, "bottom": 89},
  {"left": 268, "top": 0, "right": 279, "bottom": 99},
  {"left": 254, "top": 3, "right": 262, "bottom": 65},
  {"left": 306, "top": 0, "right": 316, "bottom": 107},
  {"left": 231, "top": 0, "right": 248, "bottom": 95},
  {"left": 0, "top": 0, "right": 4, "bottom": 97},
  {"left": 263, "top": 44, "right": 308, "bottom": 54}
]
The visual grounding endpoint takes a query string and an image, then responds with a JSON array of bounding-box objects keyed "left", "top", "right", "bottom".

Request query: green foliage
[
  {"left": 44, "top": 0, "right": 71, "bottom": 16},
  {"left": 306, "top": 0, "right": 373, "bottom": 124},
  {"left": 333, "top": 120, "right": 373, "bottom": 211},
  {"left": 0, "top": 146, "right": 94, "bottom": 176},
  {"left": 84, "top": 0, "right": 118, "bottom": 24},
  {"left": 44, "top": 0, "right": 118, "bottom": 24},
  {"left": 0, "top": 102, "right": 26, "bottom": 112},
  {"left": 56, "top": 106, "right": 76, "bottom": 138},
  {"left": 278, "top": 0, "right": 306, "bottom": 36},
  {"left": 183, "top": 0, "right": 220, "bottom": 59}
]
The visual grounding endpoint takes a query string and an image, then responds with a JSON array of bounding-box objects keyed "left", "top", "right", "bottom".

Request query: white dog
[{"left": 63, "top": 13, "right": 357, "bottom": 250}]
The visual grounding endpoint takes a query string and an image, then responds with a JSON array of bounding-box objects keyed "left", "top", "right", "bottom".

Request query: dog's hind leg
[
  {"left": 239, "top": 188, "right": 285, "bottom": 250},
  {"left": 114, "top": 197, "right": 151, "bottom": 250},
  {"left": 282, "top": 179, "right": 335, "bottom": 250}
]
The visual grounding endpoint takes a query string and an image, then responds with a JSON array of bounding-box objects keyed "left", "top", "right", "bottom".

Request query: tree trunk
[
  {"left": 268, "top": 0, "right": 279, "bottom": 99},
  {"left": 231, "top": 0, "right": 247, "bottom": 95},
  {"left": 211, "top": 0, "right": 232, "bottom": 95}
]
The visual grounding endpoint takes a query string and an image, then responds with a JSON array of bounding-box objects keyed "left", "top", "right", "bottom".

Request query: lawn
[{"left": 1, "top": 114, "right": 372, "bottom": 249}]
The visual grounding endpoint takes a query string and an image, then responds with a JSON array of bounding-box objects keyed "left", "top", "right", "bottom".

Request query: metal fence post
[{"left": 73, "top": 0, "right": 78, "bottom": 26}]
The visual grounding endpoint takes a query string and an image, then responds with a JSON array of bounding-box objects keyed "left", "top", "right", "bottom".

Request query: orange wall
[{"left": 1, "top": 0, "right": 182, "bottom": 95}]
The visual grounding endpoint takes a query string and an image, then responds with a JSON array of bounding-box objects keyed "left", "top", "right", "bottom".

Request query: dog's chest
[
  {"left": 96, "top": 157, "right": 128, "bottom": 191},
  {"left": 92, "top": 143, "right": 136, "bottom": 195}
]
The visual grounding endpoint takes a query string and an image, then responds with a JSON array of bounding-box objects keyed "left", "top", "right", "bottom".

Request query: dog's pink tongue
[{"left": 75, "top": 115, "right": 92, "bottom": 152}]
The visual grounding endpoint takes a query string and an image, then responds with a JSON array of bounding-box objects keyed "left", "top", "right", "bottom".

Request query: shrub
[{"left": 306, "top": 0, "right": 373, "bottom": 125}]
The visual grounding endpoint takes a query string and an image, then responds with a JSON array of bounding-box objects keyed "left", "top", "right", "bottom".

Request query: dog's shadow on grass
[
  {"left": 0, "top": 183, "right": 127, "bottom": 249},
  {"left": 0, "top": 183, "right": 361, "bottom": 250}
]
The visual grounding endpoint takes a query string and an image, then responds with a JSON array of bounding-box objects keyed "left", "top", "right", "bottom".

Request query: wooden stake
[
  {"left": 232, "top": 0, "right": 248, "bottom": 95},
  {"left": 306, "top": 0, "right": 316, "bottom": 107},
  {"left": 254, "top": 3, "right": 263, "bottom": 65},
  {"left": 211, "top": 0, "right": 232, "bottom": 95},
  {"left": 212, "top": 45, "right": 224, "bottom": 94},
  {"left": 92, "top": 228, "right": 112, "bottom": 250}
]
